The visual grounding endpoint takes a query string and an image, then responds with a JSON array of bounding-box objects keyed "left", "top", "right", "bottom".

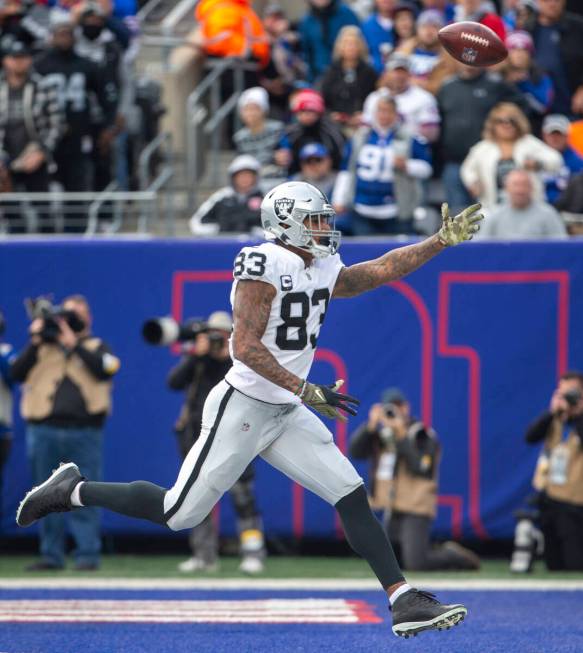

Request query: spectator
[
  {"left": 189, "top": 155, "right": 264, "bottom": 236},
  {"left": 525, "top": 371, "right": 583, "bottom": 571},
  {"left": 0, "top": 311, "right": 14, "bottom": 531},
  {"left": 363, "top": 53, "right": 440, "bottom": 142},
  {"left": 10, "top": 295, "right": 120, "bottom": 571},
  {"left": 233, "top": 87, "right": 286, "bottom": 185},
  {"left": 420, "top": 0, "right": 455, "bottom": 23},
  {"left": 194, "top": 0, "right": 270, "bottom": 68},
  {"left": 0, "top": 41, "right": 63, "bottom": 234},
  {"left": 319, "top": 26, "right": 378, "bottom": 131},
  {"left": 167, "top": 311, "right": 266, "bottom": 575},
  {"left": 391, "top": 1, "right": 417, "bottom": 49},
  {"left": 521, "top": 0, "right": 583, "bottom": 117},
  {"left": 349, "top": 387, "right": 480, "bottom": 571},
  {"left": 502, "top": 0, "right": 522, "bottom": 31},
  {"left": 260, "top": 4, "right": 307, "bottom": 118},
  {"left": 275, "top": 88, "right": 345, "bottom": 174},
  {"left": 332, "top": 92, "right": 432, "bottom": 234},
  {"left": 555, "top": 171, "right": 583, "bottom": 234},
  {"left": 454, "top": 0, "right": 506, "bottom": 40},
  {"left": 476, "top": 169, "right": 567, "bottom": 238},
  {"left": 291, "top": 142, "right": 337, "bottom": 197},
  {"left": 298, "top": 0, "right": 360, "bottom": 82},
  {"left": 437, "top": 62, "right": 528, "bottom": 213},
  {"left": 541, "top": 114, "right": 583, "bottom": 204},
  {"left": 362, "top": 0, "right": 395, "bottom": 74},
  {"left": 460, "top": 102, "right": 562, "bottom": 210},
  {"left": 502, "top": 30, "right": 554, "bottom": 129},
  {"left": 35, "top": 16, "right": 118, "bottom": 232},
  {"left": 0, "top": 0, "right": 49, "bottom": 55},
  {"left": 75, "top": 3, "right": 129, "bottom": 195},
  {"left": 396, "top": 9, "right": 455, "bottom": 95}
]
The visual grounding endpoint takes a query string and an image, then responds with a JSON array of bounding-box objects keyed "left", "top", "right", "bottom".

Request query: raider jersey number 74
[{"left": 225, "top": 242, "right": 344, "bottom": 405}]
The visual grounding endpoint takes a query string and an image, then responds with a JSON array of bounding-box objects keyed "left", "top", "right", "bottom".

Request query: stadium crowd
[
  {"left": 192, "top": 0, "right": 583, "bottom": 239},
  {"left": 0, "top": 0, "right": 164, "bottom": 234}
]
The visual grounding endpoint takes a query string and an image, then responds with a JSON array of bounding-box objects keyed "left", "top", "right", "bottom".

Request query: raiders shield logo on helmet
[{"left": 274, "top": 198, "right": 295, "bottom": 220}]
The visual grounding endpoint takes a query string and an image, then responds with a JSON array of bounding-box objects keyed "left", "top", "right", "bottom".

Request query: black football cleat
[
  {"left": 16, "top": 462, "right": 84, "bottom": 528},
  {"left": 391, "top": 588, "right": 467, "bottom": 638}
]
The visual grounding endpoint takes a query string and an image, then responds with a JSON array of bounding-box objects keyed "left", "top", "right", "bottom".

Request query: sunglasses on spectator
[
  {"left": 303, "top": 157, "right": 324, "bottom": 164},
  {"left": 494, "top": 117, "right": 517, "bottom": 126}
]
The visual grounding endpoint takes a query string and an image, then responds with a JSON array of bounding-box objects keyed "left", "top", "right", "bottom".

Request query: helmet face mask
[{"left": 261, "top": 182, "right": 341, "bottom": 258}]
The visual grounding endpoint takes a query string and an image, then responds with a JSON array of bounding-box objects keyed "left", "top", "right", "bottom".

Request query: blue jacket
[
  {"left": 334, "top": 126, "right": 432, "bottom": 218},
  {"left": 515, "top": 73, "right": 554, "bottom": 117},
  {"left": 362, "top": 14, "right": 394, "bottom": 74},
  {"left": 299, "top": 0, "right": 360, "bottom": 81},
  {"left": 545, "top": 146, "right": 583, "bottom": 204}
]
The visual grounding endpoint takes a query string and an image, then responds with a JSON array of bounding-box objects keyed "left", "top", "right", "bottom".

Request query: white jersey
[{"left": 225, "top": 242, "right": 344, "bottom": 404}]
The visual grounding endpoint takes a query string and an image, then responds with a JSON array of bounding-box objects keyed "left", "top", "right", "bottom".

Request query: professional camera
[
  {"left": 142, "top": 317, "right": 226, "bottom": 350},
  {"left": 24, "top": 296, "right": 86, "bottom": 343},
  {"left": 563, "top": 389, "right": 582, "bottom": 408},
  {"left": 384, "top": 403, "right": 400, "bottom": 419}
]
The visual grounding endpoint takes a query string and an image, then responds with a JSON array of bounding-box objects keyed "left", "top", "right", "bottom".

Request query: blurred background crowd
[{"left": 1, "top": 0, "right": 583, "bottom": 237}]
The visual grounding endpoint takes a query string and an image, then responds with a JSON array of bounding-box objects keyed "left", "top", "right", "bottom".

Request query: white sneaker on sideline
[
  {"left": 177, "top": 557, "right": 219, "bottom": 573},
  {"left": 238, "top": 556, "right": 264, "bottom": 575}
]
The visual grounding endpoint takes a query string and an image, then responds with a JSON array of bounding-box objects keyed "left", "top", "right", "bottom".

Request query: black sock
[
  {"left": 80, "top": 481, "right": 168, "bottom": 526},
  {"left": 336, "top": 485, "right": 405, "bottom": 589}
]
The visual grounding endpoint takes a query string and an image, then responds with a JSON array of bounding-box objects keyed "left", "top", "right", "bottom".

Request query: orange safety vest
[
  {"left": 195, "top": 0, "right": 270, "bottom": 68},
  {"left": 569, "top": 120, "right": 583, "bottom": 158}
]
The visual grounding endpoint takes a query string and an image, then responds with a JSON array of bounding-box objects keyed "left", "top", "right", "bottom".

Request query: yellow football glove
[
  {"left": 438, "top": 202, "right": 484, "bottom": 246},
  {"left": 301, "top": 379, "right": 360, "bottom": 422}
]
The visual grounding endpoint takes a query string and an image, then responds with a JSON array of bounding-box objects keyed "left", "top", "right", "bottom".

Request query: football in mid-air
[{"left": 438, "top": 21, "right": 508, "bottom": 67}]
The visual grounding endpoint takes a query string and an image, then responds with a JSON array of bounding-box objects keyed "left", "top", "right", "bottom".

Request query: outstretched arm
[
  {"left": 333, "top": 203, "right": 483, "bottom": 298},
  {"left": 232, "top": 279, "right": 303, "bottom": 394}
]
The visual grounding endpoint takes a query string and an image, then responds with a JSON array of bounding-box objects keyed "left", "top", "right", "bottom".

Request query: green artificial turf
[{"left": 1, "top": 555, "right": 582, "bottom": 580}]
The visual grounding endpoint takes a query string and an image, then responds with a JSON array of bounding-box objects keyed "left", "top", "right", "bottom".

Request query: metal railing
[
  {"left": 0, "top": 132, "right": 175, "bottom": 237},
  {"left": 185, "top": 57, "right": 257, "bottom": 210}
]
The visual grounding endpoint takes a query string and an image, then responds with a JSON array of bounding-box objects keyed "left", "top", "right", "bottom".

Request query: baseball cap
[
  {"left": 416, "top": 9, "right": 444, "bottom": 27},
  {"left": 299, "top": 142, "right": 329, "bottom": 161},
  {"left": 505, "top": 30, "right": 534, "bottom": 54},
  {"left": 263, "top": 3, "right": 285, "bottom": 17},
  {"left": 228, "top": 154, "right": 261, "bottom": 176},
  {"left": 385, "top": 53, "right": 411, "bottom": 71},
  {"left": 4, "top": 40, "right": 32, "bottom": 57},
  {"left": 542, "top": 114, "right": 571, "bottom": 135},
  {"left": 207, "top": 311, "right": 232, "bottom": 331},
  {"left": 291, "top": 89, "right": 325, "bottom": 114},
  {"left": 382, "top": 387, "right": 407, "bottom": 405},
  {"left": 49, "top": 9, "right": 75, "bottom": 31},
  {"left": 392, "top": 1, "right": 417, "bottom": 17}
]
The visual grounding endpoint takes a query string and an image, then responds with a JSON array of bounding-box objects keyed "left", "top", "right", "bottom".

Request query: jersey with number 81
[{"left": 225, "top": 242, "right": 344, "bottom": 404}]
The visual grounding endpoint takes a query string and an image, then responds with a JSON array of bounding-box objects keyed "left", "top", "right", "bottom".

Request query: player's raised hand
[
  {"left": 437, "top": 203, "right": 484, "bottom": 246},
  {"left": 301, "top": 379, "right": 360, "bottom": 422}
]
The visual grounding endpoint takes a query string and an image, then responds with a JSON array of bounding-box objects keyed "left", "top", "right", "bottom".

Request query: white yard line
[{"left": 0, "top": 578, "right": 581, "bottom": 591}]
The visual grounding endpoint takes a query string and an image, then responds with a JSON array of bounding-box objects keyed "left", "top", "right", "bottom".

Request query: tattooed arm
[
  {"left": 232, "top": 279, "right": 302, "bottom": 393},
  {"left": 333, "top": 234, "right": 445, "bottom": 298},
  {"left": 333, "top": 203, "right": 484, "bottom": 298}
]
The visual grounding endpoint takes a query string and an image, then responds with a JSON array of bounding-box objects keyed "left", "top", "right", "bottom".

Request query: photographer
[
  {"left": 0, "top": 311, "right": 15, "bottom": 531},
  {"left": 349, "top": 388, "right": 480, "bottom": 571},
  {"left": 166, "top": 311, "right": 266, "bottom": 575},
  {"left": 524, "top": 371, "right": 583, "bottom": 571},
  {"left": 10, "top": 295, "right": 119, "bottom": 571}
]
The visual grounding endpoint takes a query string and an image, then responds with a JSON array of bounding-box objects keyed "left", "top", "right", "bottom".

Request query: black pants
[
  {"left": 5, "top": 166, "right": 51, "bottom": 234},
  {"left": 54, "top": 135, "right": 93, "bottom": 233},
  {"left": 539, "top": 496, "right": 583, "bottom": 571},
  {"left": 389, "top": 511, "right": 474, "bottom": 571},
  {"left": 0, "top": 437, "right": 11, "bottom": 533}
]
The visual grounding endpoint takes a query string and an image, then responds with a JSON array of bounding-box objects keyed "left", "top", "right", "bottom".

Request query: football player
[{"left": 16, "top": 182, "right": 482, "bottom": 638}]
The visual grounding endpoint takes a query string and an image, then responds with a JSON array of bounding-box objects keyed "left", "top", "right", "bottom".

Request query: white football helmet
[{"left": 261, "top": 181, "right": 341, "bottom": 258}]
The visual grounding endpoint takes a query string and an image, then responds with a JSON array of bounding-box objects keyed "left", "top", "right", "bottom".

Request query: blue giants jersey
[{"left": 339, "top": 128, "right": 432, "bottom": 219}]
